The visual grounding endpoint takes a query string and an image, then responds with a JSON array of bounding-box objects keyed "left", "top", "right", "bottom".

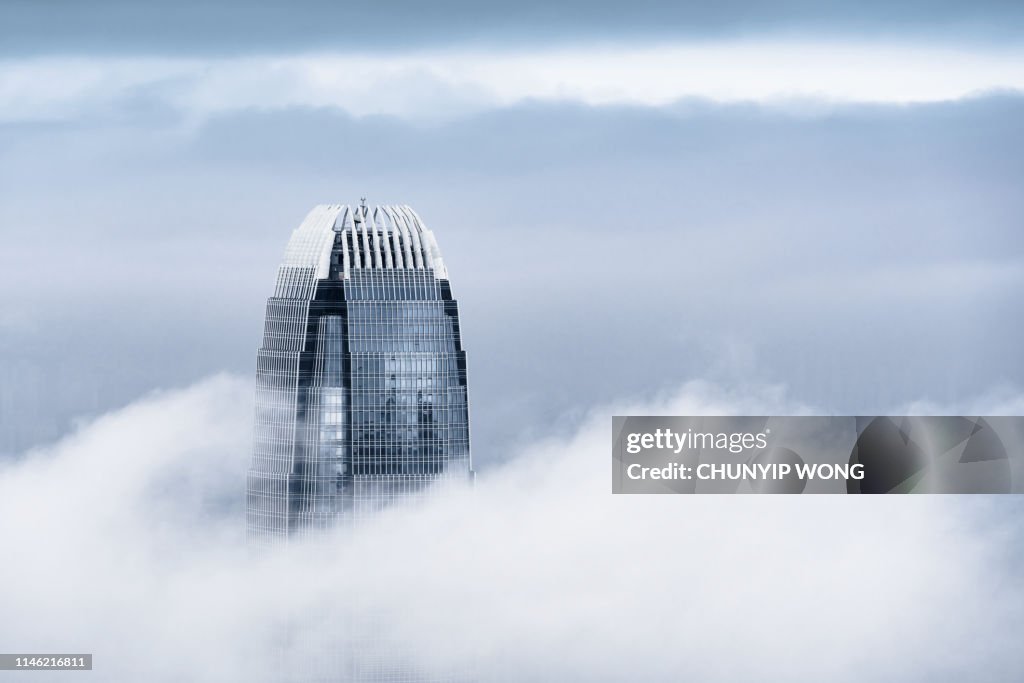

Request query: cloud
[
  {"left": 3, "top": 1, "right": 1024, "bottom": 56},
  {"left": 3, "top": 43, "right": 1024, "bottom": 126},
  {"left": 900, "top": 387, "right": 1024, "bottom": 416},
  {"left": 1, "top": 375, "right": 1022, "bottom": 681}
]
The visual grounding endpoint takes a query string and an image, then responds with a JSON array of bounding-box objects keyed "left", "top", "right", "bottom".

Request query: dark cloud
[
  {"left": 2, "top": 0, "right": 1024, "bottom": 56},
  {"left": 191, "top": 96, "right": 1024, "bottom": 179}
]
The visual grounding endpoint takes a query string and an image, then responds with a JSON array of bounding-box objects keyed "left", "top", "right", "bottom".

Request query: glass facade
[{"left": 247, "top": 204, "right": 473, "bottom": 545}]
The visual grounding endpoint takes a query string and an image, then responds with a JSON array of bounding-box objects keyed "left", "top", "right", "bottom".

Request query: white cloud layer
[
  {"left": 3, "top": 42, "right": 1024, "bottom": 122},
  {"left": 1, "top": 375, "right": 1021, "bottom": 681}
]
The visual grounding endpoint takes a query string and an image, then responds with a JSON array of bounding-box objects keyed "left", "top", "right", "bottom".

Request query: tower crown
[{"left": 279, "top": 204, "right": 448, "bottom": 296}]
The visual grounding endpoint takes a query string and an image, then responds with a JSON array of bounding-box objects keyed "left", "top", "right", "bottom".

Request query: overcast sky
[
  {"left": 0, "top": 2, "right": 1022, "bottom": 461},
  {"left": 3, "top": 0, "right": 1024, "bottom": 54}
]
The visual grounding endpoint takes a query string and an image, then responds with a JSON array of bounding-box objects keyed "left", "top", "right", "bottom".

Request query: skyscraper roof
[{"left": 280, "top": 203, "right": 449, "bottom": 282}]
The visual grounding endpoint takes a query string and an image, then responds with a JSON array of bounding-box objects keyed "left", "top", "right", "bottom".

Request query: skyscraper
[{"left": 247, "top": 203, "right": 473, "bottom": 544}]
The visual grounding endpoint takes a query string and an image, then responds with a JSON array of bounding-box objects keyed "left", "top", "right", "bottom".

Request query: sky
[
  {"left": 1, "top": 4, "right": 1022, "bottom": 457},
  {"left": 0, "top": 3, "right": 1022, "bottom": 459},
  {"left": 2, "top": 1, "right": 1024, "bottom": 54},
  {"left": 1, "top": 2, "right": 1023, "bottom": 680},
  {"left": 2, "top": 89, "right": 1023, "bottom": 455}
]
